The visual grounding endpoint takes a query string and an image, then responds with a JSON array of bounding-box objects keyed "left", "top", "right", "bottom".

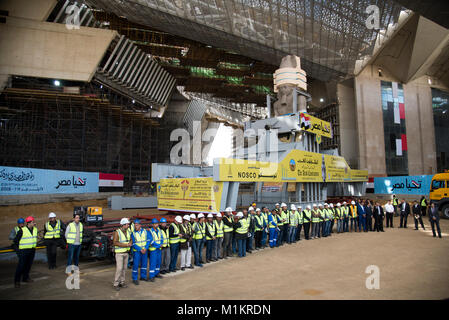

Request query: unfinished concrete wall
[
  {"left": 337, "top": 79, "right": 358, "bottom": 169},
  {"left": 0, "top": 16, "right": 116, "bottom": 83},
  {"left": 1, "top": 0, "right": 57, "bottom": 21},
  {"left": 403, "top": 76, "right": 447, "bottom": 175},
  {"left": 354, "top": 65, "right": 388, "bottom": 176}
]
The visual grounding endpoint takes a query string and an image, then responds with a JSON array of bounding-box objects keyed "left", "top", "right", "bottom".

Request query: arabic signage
[
  {"left": 216, "top": 149, "right": 368, "bottom": 183},
  {"left": 217, "top": 149, "right": 323, "bottom": 183},
  {"left": 374, "top": 175, "right": 433, "bottom": 195},
  {"left": 261, "top": 182, "right": 283, "bottom": 192},
  {"left": 349, "top": 170, "right": 369, "bottom": 182},
  {"left": 0, "top": 166, "right": 99, "bottom": 195},
  {"left": 324, "top": 155, "right": 350, "bottom": 182},
  {"left": 157, "top": 177, "right": 224, "bottom": 213},
  {"left": 299, "top": 112, "right": 332, "bottom": 142}
]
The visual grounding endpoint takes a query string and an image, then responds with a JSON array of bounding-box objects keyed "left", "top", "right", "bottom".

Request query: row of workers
[{"left": 111, "top": 200, "right": 378, "bottom": 290}]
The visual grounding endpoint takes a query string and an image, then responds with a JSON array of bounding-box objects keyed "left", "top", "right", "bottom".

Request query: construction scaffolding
[{"left": 0, "top": 79, "right": 176, "bottom": 191}]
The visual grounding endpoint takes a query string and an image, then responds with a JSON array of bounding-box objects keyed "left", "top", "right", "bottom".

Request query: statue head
[{"left": 272, "top": 55, "right": 307, "bottom": 117}]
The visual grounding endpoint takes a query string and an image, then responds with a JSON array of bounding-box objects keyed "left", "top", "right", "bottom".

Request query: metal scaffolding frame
[{"left": 0, "top": 81, "right": 176, "bottom": 190}]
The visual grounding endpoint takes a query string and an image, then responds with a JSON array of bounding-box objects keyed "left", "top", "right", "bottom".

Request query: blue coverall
[
  {"left": 268, "top": 214, "right": 278, "bottom": 248},
  {"left": 131, "top": 229, "right": 150, "bottom": 281},
  {"left": 147, "top": 228, "right": 163, "bottom": 279}
]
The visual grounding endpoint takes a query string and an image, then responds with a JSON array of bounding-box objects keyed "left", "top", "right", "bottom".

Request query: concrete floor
[{"left": 0, "top": 218, "right": 448, "bottom": 300}]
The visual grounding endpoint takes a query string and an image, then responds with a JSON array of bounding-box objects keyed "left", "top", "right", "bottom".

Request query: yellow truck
[{"left": 429, "top": 170, "right": 449, "bottom": 219}]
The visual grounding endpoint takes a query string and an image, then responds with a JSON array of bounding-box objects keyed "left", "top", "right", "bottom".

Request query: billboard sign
[
  {"left": 374, "top": 175, "right": 433, "bottom": 195},
  {"left": 0, "top": 166, "right": 99, "bottom": 195}
]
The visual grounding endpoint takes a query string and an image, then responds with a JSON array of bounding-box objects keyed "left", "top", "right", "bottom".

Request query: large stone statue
[{"left": 272, "top": 55, "right": 308, "bottom": 117}]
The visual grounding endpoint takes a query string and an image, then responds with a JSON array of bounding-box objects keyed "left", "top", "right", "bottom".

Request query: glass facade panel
[
  {"left": 432, "top": 88, "right": 449, "bottom": 172},
  {"left": 381, "top": 81, "right": 408, "bottom": 175}
]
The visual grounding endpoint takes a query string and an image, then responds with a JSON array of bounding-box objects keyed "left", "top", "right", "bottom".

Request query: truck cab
[{"left": 429, "top": 171, "right": 449, "bottom": 219}]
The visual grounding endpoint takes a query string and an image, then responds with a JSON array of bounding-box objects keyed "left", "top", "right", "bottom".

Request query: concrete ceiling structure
[
  {"left": 371, "top": 13, "right": 449, "bottom": 87},
  {"left": 83, "top": 0, "right": 404, "bottom": 83},
  {"left": 392, "top": 0, "right": 449, "bottom": 29}
]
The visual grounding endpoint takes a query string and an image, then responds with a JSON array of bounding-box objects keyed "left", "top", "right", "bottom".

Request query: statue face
[{"left": 273, "top": 84, "right": 294, "bottom": 116}]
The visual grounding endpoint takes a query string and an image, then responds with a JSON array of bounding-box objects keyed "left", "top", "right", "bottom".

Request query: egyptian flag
[
  {"left": 99, "top": 173, "right": 124, "bottom": 191},
  {"left": 300, "top": 113, "right": 311, "bottom": 129}
]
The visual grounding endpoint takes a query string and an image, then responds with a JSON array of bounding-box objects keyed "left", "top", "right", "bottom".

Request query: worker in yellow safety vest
[
  {"left": 287, "top": 204, "right": 298, "bottom": 244},
  {"left": 302, "top": 205, "right": 312, "bottom": 240},
  {"left": 44, "top": 212, "right": 65, "bottom": 270},
  {"left": 205, "top": 214, "right": 217, "bottom": 263},
  {"left": 65, "top": 213, "right": 84, "bottom": 274},
  {"left": 311, "top": 204, "right": 320, "bottom": 239},
  {"left": 261, "top": 207, "right": 269, "bottom": 248},
  {"left": 13, "top": 216, "right": 37, "bottom": 288},
  {"left": 350, "top": 201, "right": 358, "bottom": 232},
  {"left": 222, "top": 208, "right": 234, "bottom": 258},
  {"left": 130, "top": 219, "right": 149, "bottom": 285},
  {"left": 214, "top": 213, "right": 225, "bottom": 259},
  {"left": 335, "top": 203, "right": 343, "bottom": 233},
  {"left": 278, "top": 203, "right": 288, "bottom": 246},
  {"left": 168, "top": 216, "right": 183, "bottom": 272},
  {"left": 112, "top": 218, "right": 132, "bottom": 291},
  {"left": 233, "top": 212, "right": 248, "bottom": 257},
  {"left": 254, "top": 208, "right": 264, "bottom": 249},
  {"left": 159, "top": 217, "right": 171, "bottom": 273},
  {"left": 342, "top": 202, "right": 349, "bottom": 232}
]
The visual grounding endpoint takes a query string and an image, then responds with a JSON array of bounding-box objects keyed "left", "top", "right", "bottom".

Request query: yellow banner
[
  {"left": 349, "top": 169, "right": 369, "bottom": 182},
  {"left": 218, "top": 149, "right": 323, "bottom": 182},
  {"left": 299, "top": 112, "right": 332, "bottom": 139},
  {"left": 157, "top": 177, "right": 224, "bottom": 213},
  {"left": 324, "top": 155, "right": 350, "bottom": 182}
]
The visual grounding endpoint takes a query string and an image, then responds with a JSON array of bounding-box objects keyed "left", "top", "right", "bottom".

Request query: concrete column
[
  {"left": 337, "top": 80, "right": 358, "bottom": 168},
  {"left": 403, "top": 76, "right": 438, "bottom": 174},
  {"left": 353, "top": 66, "right": 387, "bottom": 176}
]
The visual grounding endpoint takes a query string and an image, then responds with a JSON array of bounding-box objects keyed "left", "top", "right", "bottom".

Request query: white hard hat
[
  {"left": 190, "top": 213, "right": 196, "bottom": 219},
  {"left": 255, "top": 208, "right": 261, "bottom": 212},
  {"left": 197, "top": 213, "right": 205, "bottom": 219},
  {"left": 175, "top": 216, "right": 183, "bottom": 223},
  {"left": 319, "top": 203, "right": 323, "bottom": 207},
  {"left": 307, "top": 205, "right": 311, "bottom": 209},
  {"left": 330, "top": 204, "right": 334, "bottom": 208},
  {"left": 183, "top": 215, "right": 191, "bottom": 221},
  {"left": 236, "top": 212, "right": 244, "bottom": 218},
  {"left": 313, "top": 204, "right": 317, "bottom": 207},
  {"left": 248, "top": 207, "right": 254, "bottom": 211},
  {"left": 337, "top": 203, "right": 341, "bottom": 207},
  {"left": 291, "top": 204, "right": 296, "bottom": 210},
  {"left": 48, "top": 212, "right": 56, "bottom": 218},
  {"left": 281, "top": 203, "right": 287, "bottom": 207},
  {"left": 324, "top": 203, "right": 328, "bottom": 206},
  {"left": 343, "top": 201, "right": 347, "bottom": 205},
  {"left": 351, "top": 201, "right": 355, "bottom": 205},
  {"left": 207, "top": 213, "right": 213, "bottom": 218},
  {"left": 216, "top": 212, "right": 222, "bottom": 218},
  {"left": 120, "top": 218, "right": 130, "bottom": 225},
  {"left": 225, "top": 207, "right": 233, "bottom": 212},
  {"left": 275, "top": 203, "right": 280, "bottom": 206}
]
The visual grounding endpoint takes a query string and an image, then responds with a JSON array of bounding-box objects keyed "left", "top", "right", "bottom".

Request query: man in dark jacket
[
  {"left": 399, "top": 199, "right": 410, "bottom": 228},
  {"left": 412, "top": 201, "right": 425, "bottom": 230},
  {"left": 428, "top": 203, "right": 442, "bottom": 238},
  {"left": 14, "top": 216, "right": 38, "bottom": 288},
  {"left": 365, "top": 200, "right": 373, "bottom": 231},
  {"left": 372, "top": 202, "right": 384, "bottom": 232}
]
